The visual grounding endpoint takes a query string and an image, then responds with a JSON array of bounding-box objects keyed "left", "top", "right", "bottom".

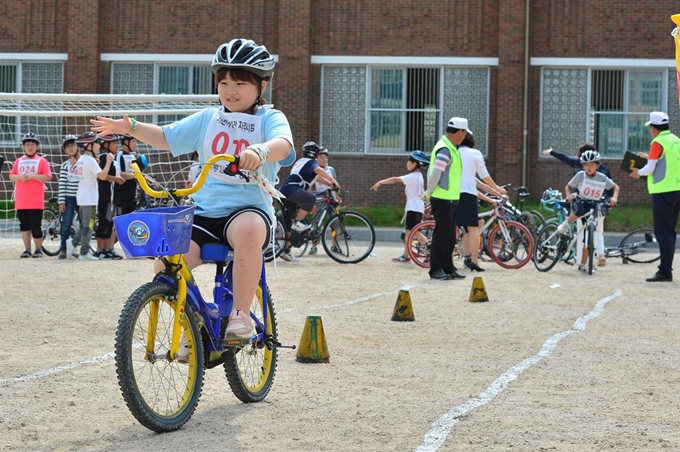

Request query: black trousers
[
  {"left": 652, "top": 190, "right": 680, "bottom": 275},
  {"left": 429, "top": 197, "right": 458, "bottom": 276}
]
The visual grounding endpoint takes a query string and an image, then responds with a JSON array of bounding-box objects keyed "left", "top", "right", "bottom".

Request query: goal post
[{"left": 0, "top": 93, "right": 219, "bottom": 237}]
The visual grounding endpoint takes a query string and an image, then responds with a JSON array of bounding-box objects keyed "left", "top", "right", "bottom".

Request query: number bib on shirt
[
  {"left": 579, "top": 177, "right": 606, "bottom": 200},
  {"left": 18, "top": 158, "right": 39, "bottom": 174},
  {"left": 202, "top": 110, "right": 263, "bottom": 185}
]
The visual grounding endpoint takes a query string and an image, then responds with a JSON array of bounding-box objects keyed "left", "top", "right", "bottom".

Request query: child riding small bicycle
[{"left": 557, "top": 150, "right": 620, "bottom": 273}]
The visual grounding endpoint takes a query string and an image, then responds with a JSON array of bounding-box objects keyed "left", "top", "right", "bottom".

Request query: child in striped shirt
[{"left": 57, "top": 135, "right": 80, "bottom": 259}]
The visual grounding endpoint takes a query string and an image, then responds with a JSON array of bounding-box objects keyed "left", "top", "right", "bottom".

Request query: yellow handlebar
[{"left": 131, "top": 154, "right": 236, "bottom": 199}]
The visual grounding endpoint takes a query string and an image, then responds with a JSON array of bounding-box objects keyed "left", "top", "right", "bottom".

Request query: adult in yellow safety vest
[
  {"left": 631, "top": 111, "right": 680, "bottom": 282},
  {"left": 424, "top": 117, "right": 468, "bottom": 280}
]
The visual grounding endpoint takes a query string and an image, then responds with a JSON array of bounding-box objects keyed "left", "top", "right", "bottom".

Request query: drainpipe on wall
[{"left": 522, "top": 0, "right": 530, "bottom": 187}]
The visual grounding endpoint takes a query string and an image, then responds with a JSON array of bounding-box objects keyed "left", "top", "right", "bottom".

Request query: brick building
[{"left": 1, "top": 0, "right": 679, "bottom": 206}]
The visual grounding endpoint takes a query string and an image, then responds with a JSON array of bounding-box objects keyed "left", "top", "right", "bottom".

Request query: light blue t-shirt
[{"left": 162, "top": 105, "right": 295, "bottom": 219}]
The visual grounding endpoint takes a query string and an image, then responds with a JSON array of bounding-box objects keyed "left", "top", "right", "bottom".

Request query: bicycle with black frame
[{"left": 265, "top": 189, "right": 376, "bottom": 264}]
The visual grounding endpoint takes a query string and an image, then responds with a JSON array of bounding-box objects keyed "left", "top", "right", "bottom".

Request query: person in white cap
[
  {"left": 424, "top": 117, "right": 468, "bottom": 280},
  {"left": 630, "top": 111, "right": 680, "bottom": 282}
]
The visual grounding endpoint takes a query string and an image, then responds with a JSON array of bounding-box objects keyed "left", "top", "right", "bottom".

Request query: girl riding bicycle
[{"left": 91, "top": 38, "right": 296, "bottom": 343}]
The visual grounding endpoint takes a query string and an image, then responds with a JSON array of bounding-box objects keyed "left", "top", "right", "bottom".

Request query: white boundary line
[
  {"left": 0, "top": 284, "right": 419, "bottom": 384},
  {"left": 415, "top": 290, "right": 622, "bottom": 452}
]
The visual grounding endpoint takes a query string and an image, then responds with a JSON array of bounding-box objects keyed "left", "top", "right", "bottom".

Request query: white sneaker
[
  {"left": 225, "top": 310, "right": 254, "bottom": 340},
  {"left": 78, "top": 252, "right": 100, "bottom": 261},
  {"left": 279, "top": 251, "right": 299, "bottom": 262},
  {"left": 66, "top": 241, "right": 75, "bottom": 259},
  {"left": 291, "top": 220, "right": 312, "bottom": 232},
  {"left": 556, "top": 221, "right": 569, "bottom": 236},
  {"left": 176, "top": 333, "right": 190, "bottom": 364},
  {"left": 578, "top": 264, "right": 596, "bottom": 274}
]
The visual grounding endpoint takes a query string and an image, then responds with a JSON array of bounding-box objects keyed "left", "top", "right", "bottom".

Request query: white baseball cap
[
  {"left": 645, "top": 111, "right": 669, "bottom": 126},
  {"left": 447, "top": 117, "right": 472, "bottom": 134}
]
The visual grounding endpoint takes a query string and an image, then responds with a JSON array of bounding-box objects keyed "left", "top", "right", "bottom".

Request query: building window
[
  {"left": 321, "top": 65, "right": 490, "bottom": 155},
  {"left": 0, "top": 61, "right": 63, "bottom": 145},
  {"left": 540, "top": 67, "right": 668, "bottom": 158}
]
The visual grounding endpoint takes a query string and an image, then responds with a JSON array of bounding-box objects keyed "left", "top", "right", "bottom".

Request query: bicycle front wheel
[
  {"left": 223, "top": 281, "right": 278, "bottom": 403},
  {"left": 619, "top": 228, "right": 661, "bottom": 264},
  {"left": 587, "top": 221, "right": 596, "bottom": 275},
  {"left": 322, "top": 211, "right": 376, "bottom": 263},
  {"left": 41, "top": 208, "right": 62, "bottom": 256},
  {"left": 533, "top": 222, "right": 562, "bottom": 272},
  {"left": 406, "top": 220, "right": 435, "bottom": 268},
  {"left": 115, "top": 282, "right": 205, "bottom": 432},
  {"left": 488, "top": 220, "right": 534, "bottom": 269}
]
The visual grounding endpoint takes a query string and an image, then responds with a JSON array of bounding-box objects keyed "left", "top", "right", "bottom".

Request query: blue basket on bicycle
[{"left": 114, "top": 206, "right": 195, "bottom": 258}]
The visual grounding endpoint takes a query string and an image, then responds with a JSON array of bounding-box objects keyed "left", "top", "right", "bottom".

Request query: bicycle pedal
[{"left": 222, "top": 336, "right": 253, "bottom": 347}]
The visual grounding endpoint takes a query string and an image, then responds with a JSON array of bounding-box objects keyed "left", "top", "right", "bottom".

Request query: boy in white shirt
[
  {"left": 558, "top": 150, "right": 620, "bottom": 273},
  {"left": 371, "top": 151, "right": 430, "bottom": 262}
]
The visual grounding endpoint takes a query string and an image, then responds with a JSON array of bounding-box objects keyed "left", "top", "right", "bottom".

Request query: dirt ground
[{"left": 0, "top": 237, "right": 679, "bottom": 452}]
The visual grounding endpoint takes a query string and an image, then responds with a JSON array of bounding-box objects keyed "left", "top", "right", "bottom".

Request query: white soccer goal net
[{"left": 0, "top": 93, "right": 219, "bottom": 238}]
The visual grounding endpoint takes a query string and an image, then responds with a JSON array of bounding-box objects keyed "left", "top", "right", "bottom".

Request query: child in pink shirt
[{"left": 9, "top": 133, "right": 53, "bottom": 257}]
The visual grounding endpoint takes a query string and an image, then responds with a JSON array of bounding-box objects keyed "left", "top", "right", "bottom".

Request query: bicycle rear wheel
[
  {"left": 619, "top": 228, "right": 661, "bottom": 264},
  {"left": 224, "top": 281, "right": 278, "bottom": 403},
  {"left": 41, "top": 208, "right": 62, "bottom": 256},
  {"left": 406, "top": 220, "right": 435, "bottom": 268},
  {"left": 488, "top": 220, "right": 534, "bottom": 269},
  {"left": 587, "top": 221, "right": 596, "bottom": 275},
  {"left": 115, "top": 282, "right": 204, "bottom": 432},
  {"left": 322, "top": 211, "right": 375, "bottom": 263}
]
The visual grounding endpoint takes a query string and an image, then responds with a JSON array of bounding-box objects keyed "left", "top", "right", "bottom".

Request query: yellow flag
[{"left": 672, "top": 14, "right": 680, "bottom": 106}]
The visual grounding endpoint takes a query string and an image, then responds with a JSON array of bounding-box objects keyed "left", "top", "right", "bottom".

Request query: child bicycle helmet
[
  {"left": 61, "top": 135, "right": 78, "bottom": 150},
  {"left": 21, "top": 132, "right": 40, "bottom": 144},
  {"left": 75, "top": 131, "right": 99, "bottom": 152},
  {"left": 580, "top": 149, "right": 601, "bottom": 163},
  {"left": 409, "top": 150, "right": 430, "bottom": 165},
  {"left": 318, "top": 146, "right": 329, "bottom": 156},
  {"left": 211, "top": 38, "right": 275, "bottom": 79},
  {"left": 302, "top": 141, "right": 321, "bottom": 158}
]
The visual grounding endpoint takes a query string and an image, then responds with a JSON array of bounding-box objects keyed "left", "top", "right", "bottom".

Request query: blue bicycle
[{"left": 113, "top": 154, "right": 294, "bottom": 432}]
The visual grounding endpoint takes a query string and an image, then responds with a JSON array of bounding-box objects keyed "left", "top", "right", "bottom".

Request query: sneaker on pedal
[
  {"left": 557, "top": 221, "right": 570, "bottom": 236},
  {"left": 291, "top": 220, "right": 311, "bottom": 232},
  {"left": 225, "top": 310, "right": 254, "bottom": 340},
  {"left": 280, "top": 250, "right": 299, "bottom": 262}
]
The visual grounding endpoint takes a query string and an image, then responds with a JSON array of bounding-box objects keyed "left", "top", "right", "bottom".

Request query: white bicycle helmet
[
  {"left": 211, "top": 39, "right": 275, "bottom": 79},
  {"left": 580, "top": 149, "right": 601, "bottom": 163}
]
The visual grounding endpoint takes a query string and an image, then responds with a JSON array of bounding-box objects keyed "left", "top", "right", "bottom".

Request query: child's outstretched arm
[
  {"left": 91, "top": 115, "right": 169, "bottom": 150},
  {"left": 543, "top": 147, "right": 580, "bottom": 170},
  {"left": 371, "top": 176, "right": 402, "bottom": 191}
]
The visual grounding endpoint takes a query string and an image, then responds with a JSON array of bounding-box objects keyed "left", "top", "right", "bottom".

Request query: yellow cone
[
  {"left": 296, "top": 315, "right": 330, "bottom": 363},
  {"left": 391, "top": 289, "right": 415, "bottom": 321},
  {"left": 469, "top": 276, "right": 489, "bottom": 302}
]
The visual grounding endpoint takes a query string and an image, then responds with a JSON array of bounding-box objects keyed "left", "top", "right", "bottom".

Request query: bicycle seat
[{"left": 201, "top": 243, "right": 234, "bottom": 263}]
